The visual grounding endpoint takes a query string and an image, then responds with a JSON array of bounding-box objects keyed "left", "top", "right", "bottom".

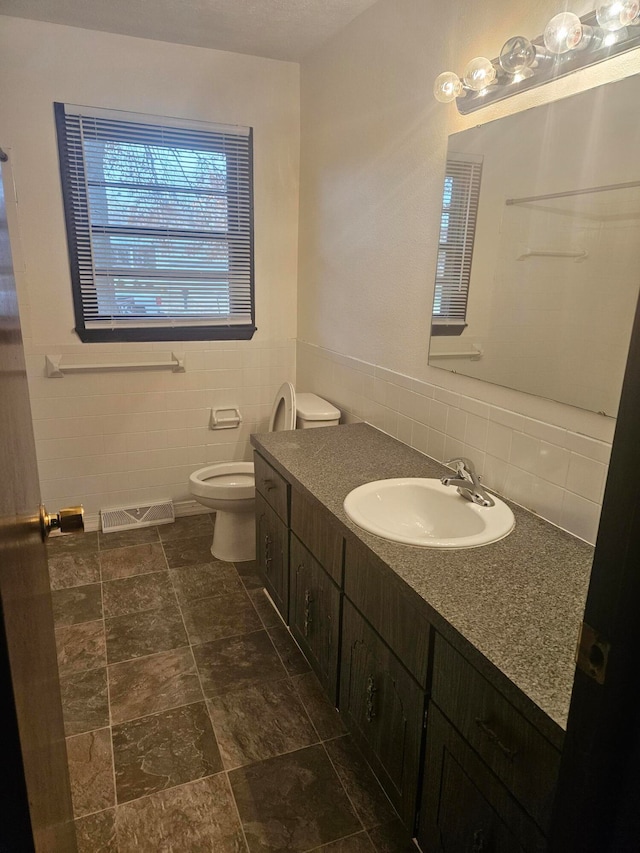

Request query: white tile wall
[
  {"left": 28, "top": 339, "right": 296, "bottom": 521},
  {"left": 297, "top": 340, "right": 612, "bottom": 545}
]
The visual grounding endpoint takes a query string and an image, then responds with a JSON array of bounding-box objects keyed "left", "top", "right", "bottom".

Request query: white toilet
[{"left": 189, "top": 383, "right": 340, "bottom": 562}]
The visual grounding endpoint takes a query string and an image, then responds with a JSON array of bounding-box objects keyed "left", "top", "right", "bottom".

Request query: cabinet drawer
[
  {"left": 419, "top": 703, "right": 545, "bottom": 853},
  {"left": 340, "top": 599, "right": 424, "bottom": 830},
  {"left": 254, "top": 452, "right": 289, "bottom": 524},
  {"left": 291, "top": 488, "right": 344, "bottom": 585},
  {"left": 432, "top": 635, "right": 560, "bottom": 832},
  {"left": 344, "top": 540, "right": 430, "bottom": 686},
  {"left": 290, "top": 535, "right": 341, "bottom": 703},
  {"left": 255, "top": 492, "right": 289, "bottom": 621}
]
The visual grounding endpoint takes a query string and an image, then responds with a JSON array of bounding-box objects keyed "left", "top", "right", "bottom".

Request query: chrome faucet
[{"left": 441, "top": 457, "right": 495, "bottom": 507}]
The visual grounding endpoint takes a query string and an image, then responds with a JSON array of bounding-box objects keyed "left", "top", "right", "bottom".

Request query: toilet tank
[{"left": 295, "top": 393, "right": 341, "bottom": 429}]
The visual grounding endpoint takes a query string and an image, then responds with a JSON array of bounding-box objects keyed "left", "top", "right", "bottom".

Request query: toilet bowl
[{"left": 188, "top": 383, "right": 340, "bottom": 562}]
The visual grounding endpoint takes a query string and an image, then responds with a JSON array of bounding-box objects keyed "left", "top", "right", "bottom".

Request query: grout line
[
  {"left": 288, "top": 678, "right": 326, "bottom": 746},
  {"left": 105, "top": 638, "right": 192, "bottom": 669},
  {"left": 303, "top": 828, "right": 372, "bottom": 852},
  {"left": 319, "top": 740, "right": 367, "bottom": 835},
  {"left": 110, "top": 695, "right": 207, "bottom": 730},
  {"left": 165, "top": 554, "right": 251, "bottom": 852},
  {"left": 49, "top": 577, "right": 102, "bottom": 595},
  {"left": 100, "top": 564, "right": 170, "bottom": 583},
  {"left": 99, "top": 569, "right": 119, "bottom": 819},
  {"left": 224, "top": 770, "right": 251, "bottom": 853},
  {"left": 72, "top": 805, "right": 116, "bottom": 823},
  {"left": 221, "top": 733, "right": 324, "bottom": 775},
  {"left": 112, "top": 770, "right": 228, "bottom": 812}
]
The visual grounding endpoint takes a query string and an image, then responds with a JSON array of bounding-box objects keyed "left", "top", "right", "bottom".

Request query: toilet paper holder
[{"left": 210, "top": 408, "right": 243, "bottom": 430}]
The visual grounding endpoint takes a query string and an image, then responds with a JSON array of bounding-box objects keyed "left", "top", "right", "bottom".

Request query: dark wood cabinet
[
  {"left": 289, "top": 534, "right": 341, "bottom": 702},
  {"left": 255, "top": 452, "right": 289, "bottom": 523},
  {"left": 431, "top": 636, "right": 560, "bottom": 833},
  {"left": 340, "top": 599, "right": 425, "bottom": 829},
  {"left": 291, "top": 488, "right": 344, "bottom": 585},
  {"left": 252, "top": 447, "right": 561, "bottom": 848},
  {"left": 255, "top": 491, "right": 289, "bottom": 620},
  {"left": 418, "top": 704, "right": 546, "bottom": 853},
  {"left": 344, "top": 539, "right": 431, "bottom": 686}
]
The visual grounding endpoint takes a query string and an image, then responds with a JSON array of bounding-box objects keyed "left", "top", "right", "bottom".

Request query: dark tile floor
[{"left": 47, "top": 515, "right": 417, "bottom": 853}]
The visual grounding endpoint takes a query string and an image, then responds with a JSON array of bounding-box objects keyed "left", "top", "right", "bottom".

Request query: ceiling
[{"left": 0, "top": 0, "right": 380, "bottom": 62}]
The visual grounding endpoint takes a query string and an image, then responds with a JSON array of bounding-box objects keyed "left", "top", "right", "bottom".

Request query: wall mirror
[{"left": 429, "top": 73, "right": 640, "bottom": 418}]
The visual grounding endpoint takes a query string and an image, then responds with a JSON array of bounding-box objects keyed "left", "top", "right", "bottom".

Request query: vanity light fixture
[{"left": 435, "top": 3, "right": 640, "bottom": 114}]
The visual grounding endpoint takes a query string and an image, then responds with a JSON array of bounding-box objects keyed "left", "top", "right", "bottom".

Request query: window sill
[
  {"left": 75, "top": 325, "right": 257, "bottom": 343},
  {"left": 430, "top": 323, "right": 467, "bottom": 337}
]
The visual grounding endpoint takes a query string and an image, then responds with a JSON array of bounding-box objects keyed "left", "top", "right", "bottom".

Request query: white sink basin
[{"left": 343, "top": 478, "right": 515, "bottom": 549}]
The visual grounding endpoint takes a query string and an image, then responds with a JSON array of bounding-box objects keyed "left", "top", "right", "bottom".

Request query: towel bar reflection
[
  {"left": 430, "top": 346, "right": 483, "bottom": 361},
  {"left": 517, "top": 249, "right": 588, "bottom": 262},
  {"left": 45, "top": 352, "right": 185, "bottom": 377}
]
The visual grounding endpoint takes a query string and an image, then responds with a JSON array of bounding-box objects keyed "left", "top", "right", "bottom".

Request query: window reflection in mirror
[{"left": 428, "top": 74, "right": 640, "bottom": 418}]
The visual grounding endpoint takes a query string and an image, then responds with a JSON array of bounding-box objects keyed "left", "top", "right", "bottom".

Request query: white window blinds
[
  {"left": 432, "top": 152, "right": 482, "bottom": 330},
  {"left": 55, "top": 103, "right": 255, "bottom": 342}
]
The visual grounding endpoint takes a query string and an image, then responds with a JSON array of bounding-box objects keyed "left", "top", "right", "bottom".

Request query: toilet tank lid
[{"left": 296, "top": 393, "right": 341, "bottom": 421}]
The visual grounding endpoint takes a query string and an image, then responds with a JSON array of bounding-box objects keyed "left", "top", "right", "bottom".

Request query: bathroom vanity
[{"left": 251, "top": 423, "right": 593, "bottom": 851}]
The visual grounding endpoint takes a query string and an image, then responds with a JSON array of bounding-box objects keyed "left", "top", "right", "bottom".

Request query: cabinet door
[
  {"left": 340, "top": 599, "right": 424, "bottom": 830},
  {"left": 290, "top": 535, "right": 341, "bottom": 703},
  {"left": 254, "top": 452, "right": 289, "bottom": 524},
  {"left": 431, "top": 635, "right": 560, "bottom": 832},
  {"left": 418, "top": 704, "right": 546, "bottom": 853},
  {"left": 291, "top": 488, "right": 344, "bottom": 585},
  {"left": 255, "top": 491, "right": 289, "bottom": 621},
  {"left": 344, "top": 539, "right": 430, "bottom": 686}
]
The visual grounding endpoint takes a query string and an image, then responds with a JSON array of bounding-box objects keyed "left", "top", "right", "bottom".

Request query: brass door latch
[{"left": 39, "top": 504, "right": 84, "bottom": 540}]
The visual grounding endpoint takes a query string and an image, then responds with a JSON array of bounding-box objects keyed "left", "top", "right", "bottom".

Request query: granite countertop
[{"left": 251, "top": 422, "right": 594, "bottom": 735}]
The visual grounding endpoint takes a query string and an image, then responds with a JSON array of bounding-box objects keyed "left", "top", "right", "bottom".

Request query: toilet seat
[
  {"left": 189, "top": 462, "right": 255, "bottom": 502},
  {"left": 268, "top": 382, "right": 296, "bottom": 432}
]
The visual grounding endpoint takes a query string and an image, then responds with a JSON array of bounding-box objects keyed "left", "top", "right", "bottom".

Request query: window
[
  {"left": 55, "top": 103, "right": 255, "bottom": 342},
  {"left": 432, "top": 152, "right": 482, "bottom": 336}
]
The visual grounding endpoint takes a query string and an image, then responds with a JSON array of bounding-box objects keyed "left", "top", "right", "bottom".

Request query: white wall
[
  {"left": 297, "top": 0, "right": 640, "bottom": 543},
  {"left": 0, "top": 17, "right": 300, "bottom": 524}
]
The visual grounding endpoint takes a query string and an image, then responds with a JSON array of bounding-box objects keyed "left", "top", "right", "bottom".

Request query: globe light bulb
[
  {"left": 463, "top": 57, "right": 497, "bottom": 92},
  {"left": 596, "top": 0, "right": 640, "bottom": 30},
  {"left": 499, "top": 36, "right": 537, "bottom": 73},
  {"left": 543, "top": 12, "right": 585, "bottom": 53},
  {"left": 433, "top": 71, "right": 464, "bottom": 103}
]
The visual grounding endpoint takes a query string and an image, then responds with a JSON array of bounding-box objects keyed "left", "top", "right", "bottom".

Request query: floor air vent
[{"left": 100, "top": 501, "right": 175, "bottom": 533}]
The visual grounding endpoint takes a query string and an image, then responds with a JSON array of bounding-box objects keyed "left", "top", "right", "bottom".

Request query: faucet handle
[{"left": 444, "top": 457, "right": 477, "bottom": 480}]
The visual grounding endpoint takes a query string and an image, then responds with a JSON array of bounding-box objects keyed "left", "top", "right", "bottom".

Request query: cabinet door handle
[
  {"left": 474, "top": 717, "right": 517, "bottom": 762},
  {"left": 365, "top": 675, "right": 377, "bottom": 722},
  {"left": 264, "top": 534, "right": 272, "bottom": 573},
  {"left": 472, "top": 828, "right": 485, "bottom": 852},
  {"left": 263, "top": 478, "right": 276, "bottom": 492},
  {"left": 303, "top": 588, "right": 313, "bottom": 637}
]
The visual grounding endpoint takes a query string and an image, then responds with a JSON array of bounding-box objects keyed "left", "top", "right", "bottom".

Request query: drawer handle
[
  {"left": 263, "top": 478, "right": 276, "bottom": 492},
  {"left": 264, "top": 534, "right": 272, "bottom": 573},
  {"left": 365, "top": 675, "right": 377, "bottom": 722},
  {"left": 474, "top": 717, "right": 517, "bottom": 762},
  {"left": 472, "top": 829, "right": 485, "bottom": 852},
  {"left": 303, "top": 588, "right": 313, "bottom": 637}
]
